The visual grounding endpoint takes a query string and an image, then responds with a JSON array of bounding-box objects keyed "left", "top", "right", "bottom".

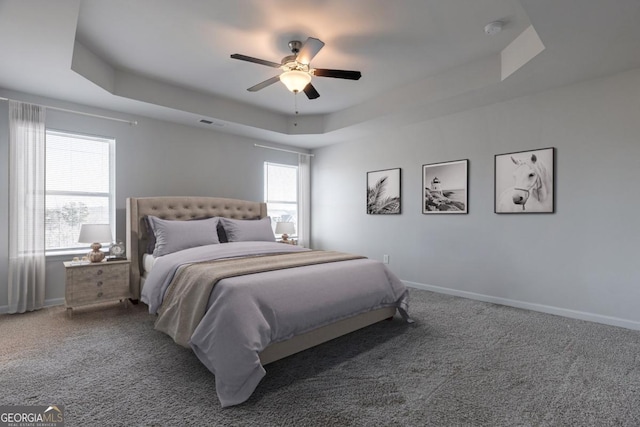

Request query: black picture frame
[
  {"left": 367, "top": 168, "right": 401, "bottom": 214},
  {"left": 422, "top": 159, "right": 469, "bottom": 214},
  {"left": 494, "top": 147, "right": 555, "bottom": 214}
]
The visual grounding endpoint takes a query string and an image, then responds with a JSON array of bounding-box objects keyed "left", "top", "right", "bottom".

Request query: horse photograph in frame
[
  {"left": 422, "top": 159, "right": 468, "bottom": 214},
  {"left": 494, "top": 147, "right": 555, "bottom": 214},
  {"left": 367, "top": 168, "right": 401, "bottom": 214}
]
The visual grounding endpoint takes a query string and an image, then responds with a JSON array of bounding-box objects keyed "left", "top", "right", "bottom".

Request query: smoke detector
[{"left": 484, "top": 21, "right": 503, "bottom": 35}]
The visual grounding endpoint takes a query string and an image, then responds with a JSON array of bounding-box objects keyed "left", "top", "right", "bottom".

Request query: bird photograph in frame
[
  {"left": 494, "top": 147, "right": 555, "bottom": 213},
  {"left": 422, "top": 159, "right": 468, "bottom": 214},
  {"left": 367, "top": 168, "right": 401, "bottom": 214}
]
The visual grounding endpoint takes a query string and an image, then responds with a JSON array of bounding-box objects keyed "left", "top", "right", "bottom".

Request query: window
[
  {"left": 45, "top": 130, "right": 115, "bottom": 253},
  {"left": 264, "top": 162, "right": 298, "bottom": 235}
]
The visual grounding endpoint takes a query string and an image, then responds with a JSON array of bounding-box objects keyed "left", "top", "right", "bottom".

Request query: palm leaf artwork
[{"left": 367, "top": 176, "right": 400, "bottom": 214}]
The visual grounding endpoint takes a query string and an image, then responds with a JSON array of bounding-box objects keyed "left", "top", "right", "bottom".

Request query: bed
[{"left": 126, "top": 196, "right": 410, "bottom": 407}]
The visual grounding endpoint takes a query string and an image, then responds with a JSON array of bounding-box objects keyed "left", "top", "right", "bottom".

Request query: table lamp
[
  {"left": 78, "top": 224, "right": 113, "bottom": 263},
  {"left": 275, "top": 222, "right": 295, "bottom": 243}
]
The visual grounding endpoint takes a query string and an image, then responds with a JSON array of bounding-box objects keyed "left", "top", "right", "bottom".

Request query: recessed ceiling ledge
[
  {"left": 71, "top": 41, "right": 116, "bottom": 93},
  {"left": 70, "top": 29, "right": 547, "bottom": 144},
  {"left": 323, "top": 55, "right": 502, "bottom": 135}
]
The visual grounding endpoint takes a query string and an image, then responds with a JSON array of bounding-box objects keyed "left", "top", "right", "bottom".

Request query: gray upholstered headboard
[{"left": 126, "top": 196, "right": 268, "bottom": 300}]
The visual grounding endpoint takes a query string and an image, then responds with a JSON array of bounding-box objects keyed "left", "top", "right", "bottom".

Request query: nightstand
[{"left": 63, "top": 260, "right": 131, "bottom": 317}]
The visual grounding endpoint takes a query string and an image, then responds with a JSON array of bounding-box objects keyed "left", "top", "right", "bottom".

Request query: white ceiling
[{"left": 1, "top": 0, "right": 639, "bottom": 149}]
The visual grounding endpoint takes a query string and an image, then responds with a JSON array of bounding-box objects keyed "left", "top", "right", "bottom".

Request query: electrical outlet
[{"left": 383, "top": 254, "right": 389, "bottom": 264}]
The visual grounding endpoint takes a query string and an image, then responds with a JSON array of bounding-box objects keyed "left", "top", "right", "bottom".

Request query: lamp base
[{"left": 88, "top": 243, "right": 105, "bottom": 263}]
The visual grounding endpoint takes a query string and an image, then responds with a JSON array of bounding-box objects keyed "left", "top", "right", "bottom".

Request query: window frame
[
  {"left": 264, "top": 161, "right": 298, "bottom": 237},
  {"left": 45, "top": 129, "right": 116, "bottom": 255}
]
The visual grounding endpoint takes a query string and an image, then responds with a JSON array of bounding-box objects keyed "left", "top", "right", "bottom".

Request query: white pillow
[
  {"left": 219, "top": 217, "right": 275, "bottom": 242},
  {"left": 147, "top": 216, "right": 220, "bottom": 257}
]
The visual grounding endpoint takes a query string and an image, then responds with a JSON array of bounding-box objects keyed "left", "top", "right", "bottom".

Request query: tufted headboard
[{"left": 126, "top": 196, "right": 268, "bottom": 300}]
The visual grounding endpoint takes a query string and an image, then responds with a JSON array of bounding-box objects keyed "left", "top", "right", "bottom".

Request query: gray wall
[
  {"left": 311, "top": 68, "right": 640, "bottom": 329},
  {"left": 2, "top": 69, "right": 639, "bottom": 328},
  {"left": 0, "top": 91, "right": 298, "bottom": 309}
]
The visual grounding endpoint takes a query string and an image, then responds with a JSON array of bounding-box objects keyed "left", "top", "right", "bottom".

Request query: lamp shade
[
  {"left": 279, "top": 70, "right": 311, "bottom": 93},
  {"left": 78, "top": 224, "right": 113, "bottom": 244},
  {"left": 275, "top": 222, "right": 295, "bottom": 235}
]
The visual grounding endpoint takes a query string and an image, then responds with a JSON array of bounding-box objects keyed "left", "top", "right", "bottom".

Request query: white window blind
[
  {"left": 264, "top": 162, "right": 298, "bottom": 235},
  {"left": 45, "top": 130, "right": 115, "bottom": 252}
]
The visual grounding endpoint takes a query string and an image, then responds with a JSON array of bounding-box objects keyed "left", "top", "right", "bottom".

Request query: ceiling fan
[{"left": 230, "top": 37, "right": 361, "bottom": 99}]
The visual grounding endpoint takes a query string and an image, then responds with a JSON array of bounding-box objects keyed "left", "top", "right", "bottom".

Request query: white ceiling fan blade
[
  {"left": 297, "top": 37, "right": 325, "bottom": 65},
  {"left": 247, "top": 75, "right": 281, "bottom": 92}
]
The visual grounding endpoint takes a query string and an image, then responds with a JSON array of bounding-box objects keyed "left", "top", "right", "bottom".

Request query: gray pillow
[
  {"left": 219, "top": 217, "right": 275, "bottom": 242},
  {"left": 147, "top": 216, "right": 220, "bottom": 257}
]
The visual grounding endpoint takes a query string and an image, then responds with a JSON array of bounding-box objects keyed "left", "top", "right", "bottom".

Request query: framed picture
[
  {"left": 495, "top": 147, "right": 555, "bottom": 213},
  {"left": 367, "top": 168, "right": 401, "bottom": 214},
  {"left": 422, "top": 159, "right": 468, "bottom": 214}
]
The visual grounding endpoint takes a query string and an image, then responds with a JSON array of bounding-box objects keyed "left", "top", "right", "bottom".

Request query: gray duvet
[{"left": 142, "top": 241, "right": 410, "bottom": 407}]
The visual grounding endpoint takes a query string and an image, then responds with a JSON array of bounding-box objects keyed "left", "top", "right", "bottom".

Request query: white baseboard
[
  {"left": 0, "top": 297, "right": 65, "bottom": 314},
  {"left": 404, "top": 280, "right": 640, "bottom": 332}
]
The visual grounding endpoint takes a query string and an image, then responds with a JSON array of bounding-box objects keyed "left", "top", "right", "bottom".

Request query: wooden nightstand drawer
[
  {"left": 66, "top": 264, "right": 128, "bottom": 290},
  {"left": 67, "top": 280, "right": 129, "bottom": 304},
  {"left": 64, "top": 260, "right": 131, "bottom": 316}
]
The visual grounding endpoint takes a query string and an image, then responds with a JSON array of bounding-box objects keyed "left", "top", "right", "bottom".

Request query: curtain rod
[
  {"left": 0, "top": 97, "right": 138, "bottom": 125},
  {"left": 254, "top": 143, "right": 314, "bottom": 157}
]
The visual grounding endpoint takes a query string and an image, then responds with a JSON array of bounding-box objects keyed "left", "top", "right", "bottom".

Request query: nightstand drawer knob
[
  {"left": 97, "top": 270, "right": 103, "bottom": 275},
  {"left": 97, "top": 292, "right": 103, "bottom": 298},
  {"left": 96, "top": 281, "right": 103, "bottom": 287}
]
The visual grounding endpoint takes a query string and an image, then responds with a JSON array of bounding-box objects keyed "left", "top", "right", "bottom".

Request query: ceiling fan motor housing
[
  {"left": 282, "top": 41, "right": 307, "bottom": 71},
  {"left": 281, "top": 55, "right": 298, "bottom": 66}
]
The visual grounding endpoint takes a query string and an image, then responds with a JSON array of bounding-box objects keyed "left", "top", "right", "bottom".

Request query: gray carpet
[{"left": 1, "top": 289, "right": 640, "bottom": 426}]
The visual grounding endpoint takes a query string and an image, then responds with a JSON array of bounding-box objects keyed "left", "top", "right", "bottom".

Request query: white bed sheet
[{"left": 142, "top": 253, "right": 157, "bottom": 275}]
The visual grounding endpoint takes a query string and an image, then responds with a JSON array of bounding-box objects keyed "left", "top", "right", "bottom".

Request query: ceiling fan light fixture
[{"left": 279, "top": 70, "right": 311, "bottom": 93}]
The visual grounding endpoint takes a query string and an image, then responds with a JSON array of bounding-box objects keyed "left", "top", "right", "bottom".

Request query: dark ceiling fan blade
[
  {"left": 303, "top": 83, "right": 320, "bottom": 99},
  {"left": 296, "top": 37, "right": 325, "bottom": 65},
  {"left": 313, "top": 68, "right": 362, "bottom": 80},
  {"left": 230, "top": 54, "right": 281, "bottom": 68},
  {"left": 247, "top": 75, "right": 281, "bottom": 92}
]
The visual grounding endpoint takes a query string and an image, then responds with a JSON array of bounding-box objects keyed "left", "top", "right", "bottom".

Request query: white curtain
[
  {"left": 297, "top": 154, "right": 311, "bottom": 248},
  {"left": 8, "top": 100, "right": 46, "bottom": 313}
]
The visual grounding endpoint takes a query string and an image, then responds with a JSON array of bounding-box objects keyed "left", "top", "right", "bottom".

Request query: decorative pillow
[
  {"left": 219, "top": 217, "right": 275, "bottom": 242},
  {"left": 147, "top": 216, "right": 220, "bottom": 257},
  {"left": 217, "top": 221, "right": 229, "bottom": 243},
  {"left": 145, "top": 216, "right": 215, "bottom": 253}
]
